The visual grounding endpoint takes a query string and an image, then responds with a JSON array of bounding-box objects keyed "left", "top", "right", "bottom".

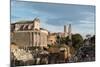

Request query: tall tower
[
  {"left": 33, "top": 17, "right": 40, "bottom": 30},
  {"left": 64, "top": 25, "right": 67, "bottom": 37},
  {"left": 68, "top": 24, "right": 72, "bottom": 40}
]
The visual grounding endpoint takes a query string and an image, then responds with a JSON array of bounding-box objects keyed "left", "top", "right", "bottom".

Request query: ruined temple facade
[{"left": 11, "top": 18, "right": 48, "bottom": 48}]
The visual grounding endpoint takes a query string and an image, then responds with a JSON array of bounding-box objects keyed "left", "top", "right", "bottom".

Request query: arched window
[
  {"left": 23, "top": 24, "right": 28, "bottom": 30},
  {"left": 28, "top": 24, "right": 33, "bottom": 30},
  {"left": 19, "top": 25, "right": 24, "bottom": 30}
]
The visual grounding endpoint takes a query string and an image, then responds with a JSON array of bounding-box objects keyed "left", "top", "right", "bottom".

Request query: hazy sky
[{"left": 11, "top": 0, "right": 95, "bottom": 37}]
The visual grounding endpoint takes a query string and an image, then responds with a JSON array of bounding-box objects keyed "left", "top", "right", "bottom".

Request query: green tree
[
  {"left": 90, "top": 35, "right": 95, "bottom": 45},
  {"left": 65, "top": 36, "right": 71, "bottom": 45},
  {"left": 72, "top": 34, "right": 83, "bottom": 50},
  {"left": 56, "top": 35, "right": 60, "bottom": 45},
  {"left": 56, "top": 35, "right": 66, "bottom": 45}
]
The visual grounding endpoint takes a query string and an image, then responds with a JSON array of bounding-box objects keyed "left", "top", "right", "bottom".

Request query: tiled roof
[{"left": 12, "top": 21, "right": 33, "bottom": 24}]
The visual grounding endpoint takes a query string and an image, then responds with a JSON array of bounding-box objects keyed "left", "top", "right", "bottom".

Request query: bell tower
[
  {"left": 33, "top": 17, "right": 40, "bottom": 30},
  {"left": 64, "top": 25, "right": 67, "bottom": 37},
  {"left": 68, "top": 24, "right": 72, "bottom": 40}
]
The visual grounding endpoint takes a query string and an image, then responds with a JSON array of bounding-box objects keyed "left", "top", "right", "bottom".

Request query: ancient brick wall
[
  {"left": 11, "top": 31, "right": 48, "bottom": 48},
  {"left": 40, "top": 32, "right": 47, "bottom": 47},
  {"left": 11, "top": 32, "right": 31, "bottom": 48}
]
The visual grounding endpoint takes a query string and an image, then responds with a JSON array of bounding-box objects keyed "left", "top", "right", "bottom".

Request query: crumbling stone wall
[{"left": 11, "top": 32, "right": 31, "bottom": 48}]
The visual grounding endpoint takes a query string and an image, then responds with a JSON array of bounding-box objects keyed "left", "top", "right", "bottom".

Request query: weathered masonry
[{"left": 11, "top": 18, "right": 48, "bottom": 48}]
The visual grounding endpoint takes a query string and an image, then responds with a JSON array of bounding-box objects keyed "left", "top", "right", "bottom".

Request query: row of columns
[{"left": 29, "top": 31, "right": 41, "bottom": 47}]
